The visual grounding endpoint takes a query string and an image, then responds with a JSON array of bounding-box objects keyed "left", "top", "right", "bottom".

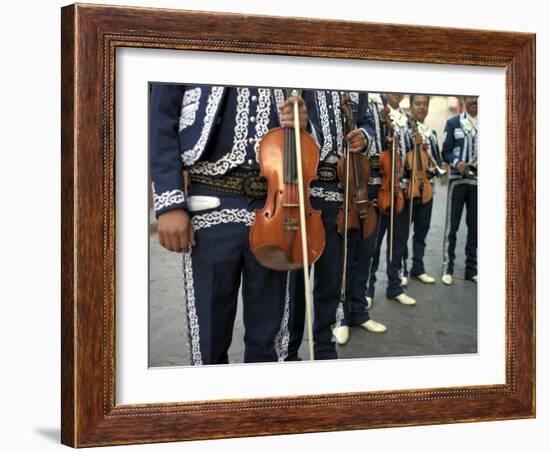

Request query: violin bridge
[{"left": 283, "top": 218, "right": 299, "bottom": 231}]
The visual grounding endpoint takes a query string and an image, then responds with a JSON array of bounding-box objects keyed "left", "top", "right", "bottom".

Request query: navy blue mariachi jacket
[
  {"left": 442, "top": 111, "right": 478, "bottom": 179},
  {"left": 301, "top": 90, "right": 375, "bottom": 202},
  {"left": 304, "top": 90, "right": 375, "bottom": 162},
  {"left": 366, "top": 93, "right": 389, "bottom": 183},
  {"left": 367, "top": 93, "right": 387, "bottom": 156},
  {"left": 149, "top": 84, "right": 288, "bottom": 216}
]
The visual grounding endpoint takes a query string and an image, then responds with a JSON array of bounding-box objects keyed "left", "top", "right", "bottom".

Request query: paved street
[{"left": 148, "top": 95, "right": 477, "bottom": 367}]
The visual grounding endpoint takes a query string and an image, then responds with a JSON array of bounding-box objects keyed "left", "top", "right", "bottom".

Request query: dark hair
[{"left": 409, "top": 94, "right": 430, "bottom": 105}]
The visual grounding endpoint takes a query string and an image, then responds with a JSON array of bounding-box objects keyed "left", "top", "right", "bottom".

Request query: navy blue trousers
[
  {"left": 367, "top": 200, "right": 410, "bottom": 299},
  {"left": 341, "top": 185, "right": 381, "bottom": 326},
  {"left": 402, "top": 197, "right": 434, "bottom": 277},
  {"left": 286, "top": 185, "right": 343, "bottom": 361},
  {"left": 183, "top": 187, "right": 287, "bottom": 365},
  {"left": 442, "top": 178, "right": 478, "bottom": 279}
]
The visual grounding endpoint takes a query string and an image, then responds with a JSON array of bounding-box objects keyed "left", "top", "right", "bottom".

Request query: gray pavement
[{"left": 148, "top": 177, "right": 477, "bottom": 367}]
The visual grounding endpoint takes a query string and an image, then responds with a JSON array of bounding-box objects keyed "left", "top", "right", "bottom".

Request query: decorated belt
[
  {"left": 189, "top": 168, "right": 380, "bottom": 198},
  {"left": 370, "top": 154, "right": 380, "bottom": 170},
  {"left": 368, "top": 177, "right": 381, "bottom": 185},
  {"left": 317, "top": 164, "right": 381, "bottom": 185},
  {"left": 316, "top": 164, "right": 338, "bottom": 182},
  {"left": 189, "top": 170, "right": 268, "bottom": 199}
]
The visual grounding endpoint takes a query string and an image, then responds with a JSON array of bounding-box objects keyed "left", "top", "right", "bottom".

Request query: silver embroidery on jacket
[
  {"left": 369, "top": 95, "right": 384, "bottom": 154},
  {"left": 189, "top": 88, "right": 250, "bottom": 175},
  {"left": 331, "top": 91, "right": 343, "bottom": 156},
  {"left": 274, "top": 89, "right": 285, "bottom": 125},
  {"left": 152, "top": 182, "right": 185, "bottom": 212},
  {"left": 179, "top": 87, "right": 201, "bottom": 131},
  {"left": 317, "top": 91, "right": 333, "bottom": 161},
  {"left": 182, "top": 86, "right": 224, "bottom": 166},
  {"left": 308, "top": 186, "right": 343, "bottom": 202},
  {"left": 254, "top": 88, "right": 272, "bottom": 159}
]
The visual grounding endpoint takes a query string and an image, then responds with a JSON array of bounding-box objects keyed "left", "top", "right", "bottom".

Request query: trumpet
[
  {"left": 426, "top": 153, "right": 447, "bottom": 178},
  {"left": 464, "top": 155, "right": 478, "bottom": 179}
]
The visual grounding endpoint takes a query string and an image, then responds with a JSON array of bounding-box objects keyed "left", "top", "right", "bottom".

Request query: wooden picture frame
[{"left": 61, "top": 3, "right": 535, "bottom": 447}]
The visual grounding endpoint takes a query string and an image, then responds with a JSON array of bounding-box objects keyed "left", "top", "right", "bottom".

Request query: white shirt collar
[
  {"left": 416, "top": 120, "right": 433, "bottom": 138},
  {"left": 460, "top": 112, "right": 478, "bottom": 136},
  {"left": 389, "top": 106, "right": 408, "bottom": 128}
]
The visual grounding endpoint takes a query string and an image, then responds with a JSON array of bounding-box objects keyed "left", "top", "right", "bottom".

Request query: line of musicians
[{"left": 149, "top": 85, "right": 478, "bottom": 365}]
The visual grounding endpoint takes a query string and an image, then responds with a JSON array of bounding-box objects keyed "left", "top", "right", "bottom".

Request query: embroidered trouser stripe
[
  {"left": 277, "top": 272, "right": 291, "bottom": 362},
  {"left": 182, "top": 196, "right": 286, "bottom": 364},
  {"left": 182, "top": 249, "right": 203, "bottom": 365},
  {"left": 442, "top": 179, "right": 478, "bottom": 277}
]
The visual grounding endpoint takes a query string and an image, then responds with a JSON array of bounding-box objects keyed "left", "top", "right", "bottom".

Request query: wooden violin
[
  {"left": 378, "top": 106, "right": 405, "bottom": 216},
  {"left": 336, "top": 93, "right": 377, "bottom": 241},
  {"left": 406, "top": 115, "right": 433, "bottom": 205},
  {"left": 378, "top": 105, "right": 405, "bottom": 261},
  {"left": 249, "top": 89, "right": 325, "bottom": 271}
]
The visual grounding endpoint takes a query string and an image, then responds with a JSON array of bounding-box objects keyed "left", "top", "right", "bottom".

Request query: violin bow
[
  {"left": 383, "top": 106, "right": 396, "bottom": 264},
  {"left": 291, "top": 89, "right": 315, "bottom": 361},
  {"left": 338, "top": 93, "right": 352, "bottom": 319},
  {"left": 407, "top": 115, "right": 419, "bottom": 239},
  {"left": 389, "top": 132, "right": 396, "bottom": 264}
]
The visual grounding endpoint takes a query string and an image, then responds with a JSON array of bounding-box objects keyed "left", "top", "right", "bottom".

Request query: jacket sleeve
[
  {"left": 149, "top": 84, "right": 188, "bottom": 216},
  {"left": 404, "top": 123, "right": 414, "bottom": 152},
  {"left": 302, "top": 90, "right": 322, "bottom": 148},
  {"left": 442, "top": 119, "right": 459, "bottom": 167},
  {"left": 356, "top": 92, "right": 376, "bottom": 156},
  {"left": 431, "top": 131, "right": 443, "bottom": 166},
  {"left": 378, "top": 95, "right": 389, "bottom": 151}
]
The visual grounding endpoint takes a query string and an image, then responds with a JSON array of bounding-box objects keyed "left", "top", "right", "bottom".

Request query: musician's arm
[
  {"left": 355, "top": 92, "right": 375, "bottom": 155},
  {"left": 150, "top": 84, "right": 195, "bottom": 252},
  {"left": 431, "top": 131, "right": 444, "bottom": 166},
  {"left": 301, "top": 90, "right": 322, "bottom": 148},
  {"left": 150, "top": 84, "right": 188, "bottom": 215},
  {"left": 404, "top": 125, "right": 414, "bottom": 152},
  {"left": 442, "top": 120, "right": 461, "bottom": 168}
]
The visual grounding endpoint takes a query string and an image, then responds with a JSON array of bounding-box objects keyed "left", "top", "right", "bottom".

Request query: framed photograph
[{"left": 61, "top": 3, "right": 535, "bottom": 447}]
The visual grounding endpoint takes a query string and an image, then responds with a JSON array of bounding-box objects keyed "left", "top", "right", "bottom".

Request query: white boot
[
  {"left": 333, "top": 325, "right": 349, "bottom": 345},
  {"left": 366, "top": 297, "right": 373, "bottom": 310},
  {"left": 393, "top": 293, "right": 416, "bottom": 305},
  {"left": 401, "top": 276, "right": 409, "bottom": 287},
  {"left": 416, "top": 273, "right": 435, "bottom": 284},
  {"left": 471, "top": 275, "right": 478, "bottom": 283},
  {"left": 441, "top": 274, "right": 453, "bottom": 285},
  {"left": 361, "top": 319, "right": 387, "bottom": 333}
]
